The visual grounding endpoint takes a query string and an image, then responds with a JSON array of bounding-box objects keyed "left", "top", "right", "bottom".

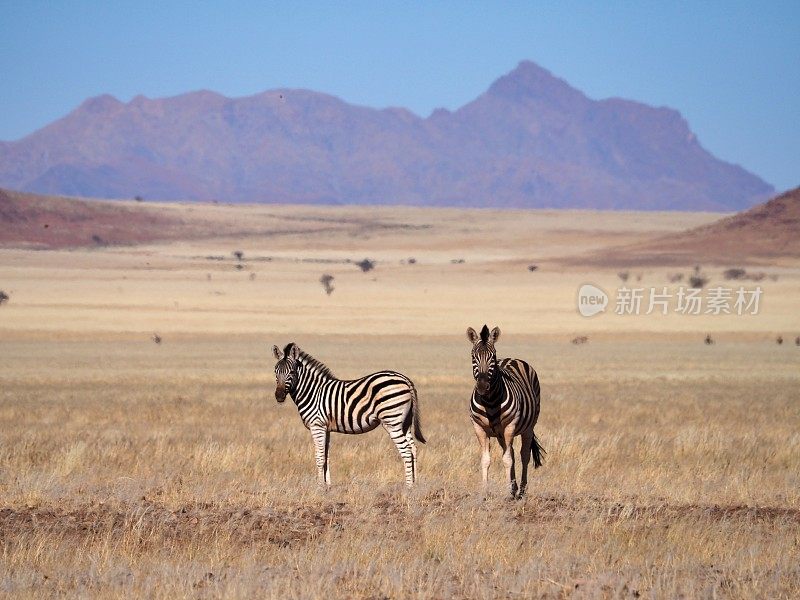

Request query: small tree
[
  {"left": 356, "top": 259, "right": 375, "bottom": 273},
  {"left": 528, "top": 264, "right": 538, "bottom": 272},
  {"left": 134, "top": 195, "right": 144, "bottom": 202},
  {"left": 689, "top": 273, "right": 709, "bottom": 289},
  {"left": 617, "top": 271, "right": 630, "bottom": 283},
  {"left": 0, "top": 291, "right": 9, "bottom": 305},
  {"left": 232, "top": 250, "right": 244, "bottom": 262},
  {"left": 688, "top": 265, "right": 708, "bottom": 289},
  {"left": 320, "top": 274, "right": 335, "bottom": 295}
]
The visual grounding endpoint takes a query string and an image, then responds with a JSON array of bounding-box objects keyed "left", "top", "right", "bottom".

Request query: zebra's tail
[
  {"left": 410, "top": 382, "right": 426, "bottom": 444},
  {"left": 531, "top": 433, "right": 545, "bottom": 469}
]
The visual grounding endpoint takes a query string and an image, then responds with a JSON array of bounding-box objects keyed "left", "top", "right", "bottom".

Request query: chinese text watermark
[{"left": 577, "top": 285, "right": 762, "bottom": 317}]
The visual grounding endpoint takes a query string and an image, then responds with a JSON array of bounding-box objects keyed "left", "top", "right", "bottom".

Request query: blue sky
[{"left": 1, "top": 1, "right": 798, "bottom": 191}]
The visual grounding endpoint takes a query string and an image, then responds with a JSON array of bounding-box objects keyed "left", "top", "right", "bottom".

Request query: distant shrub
[
  {"left": 689, "top": 274, "right": 709, "bottom": 289},
  {"left": 91, "top": 234, "right": 107, "bottom": 246},
  {"left": 528, "top": 264, "right": 538, "bottom": 272},
  {"left": 451, "top": 258, "right": 465, "bottom": 264},
  {"left": 571, "top": 336, "right": 588, "bottom": 344},
  {"left": 617, "top": 271, "right": 630, "bottom": 283},
  {"left": 235, "top": 264, "right": 244, "bottom": 271},
  {"left": 320, "top": 274, "right": 335, "bottom": 295},
  {"left": 356, "top": 259, "right": 375, "bottom": 273},
  {"left": 704, "top": 335, "right": 714, "bottom": 345},
  {"left": 232, "top": 250, "right": 244, "bottom": 261},
  {"left": 408, "top": 257, "right": 417, "bottom": 265},
  {"left": 723, "top": 268, "right": 747, "bottom": 280},
  {"left": 0, "top": 290, "right": 8, "bottom": 305},
  {"left": 689, "top": 266, "right": 708, "bottom": 289},
  {"left": 134, "top": 195, "right": 144, "bottom": 202},
  {"left": 776, "top": 336, "right": 784, "bottom": 345}
]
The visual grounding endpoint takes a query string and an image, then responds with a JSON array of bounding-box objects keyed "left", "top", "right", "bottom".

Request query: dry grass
[
  {"left": 1, "top": 337, "right": 799, "bottom": 598},
  {"left": 1, "top": 203, "right": 799, "bottom": 598}
]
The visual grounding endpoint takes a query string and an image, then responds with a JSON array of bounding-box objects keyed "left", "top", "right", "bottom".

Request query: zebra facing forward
[
  {"left": 467, "top": 325, "right": 544, "bottom": 498},
  {"left": 271, "top": 343, "right": 426, "bottom": 488}
]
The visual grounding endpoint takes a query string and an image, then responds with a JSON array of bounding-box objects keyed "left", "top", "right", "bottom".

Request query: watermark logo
[
  {"left": 577, "top": 284, "right": 763, "bottom": 317},
  {"left": 577, "top": 283, "right": 609, "bottom": 317}
]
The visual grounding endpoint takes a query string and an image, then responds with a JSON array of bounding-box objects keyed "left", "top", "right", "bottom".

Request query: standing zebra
[
  {"left": 271, "top": 343, "right": 425, "bottom": 488},
  {"left": 467, "top": 325, "right": 543, "bottom": 498}
]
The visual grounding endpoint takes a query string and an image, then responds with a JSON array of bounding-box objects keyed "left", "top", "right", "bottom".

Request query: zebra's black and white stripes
[
  {"left": 272, "top": 343, "right": 425, "bottom": 488},
  {"left": 467, "top": 325, "right": 543, "bottom": 498}
]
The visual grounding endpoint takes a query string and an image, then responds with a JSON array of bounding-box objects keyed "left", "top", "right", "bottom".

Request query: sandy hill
[
  {"left": 0, "top": 61, "right": 772, "bottom": 211},
  {"left": 0, "top": 188, "right": 193, "bottom": 249},
  {"left": 576, "top": 186, "right": 800, "bottom": 266}
]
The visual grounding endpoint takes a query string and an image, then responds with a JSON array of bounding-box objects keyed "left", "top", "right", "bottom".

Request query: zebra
[
  {"left": 467, "top": 325, "right": 543, "bottom": 498},
  {"left": 271, "top": 343, "right": 425, "bottom": 488}
]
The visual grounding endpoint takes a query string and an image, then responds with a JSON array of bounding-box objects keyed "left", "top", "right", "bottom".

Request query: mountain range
[{"left": 0, "top": 61, "right": 773, "bottom": 210}]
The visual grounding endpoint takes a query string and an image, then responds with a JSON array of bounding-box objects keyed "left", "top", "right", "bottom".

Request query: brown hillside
[
  {"left": 0, "top": 188, "right": 187, "bottom": 249},
  {"left": 573, "top": 187, "right": 800, "bottom": 267}
]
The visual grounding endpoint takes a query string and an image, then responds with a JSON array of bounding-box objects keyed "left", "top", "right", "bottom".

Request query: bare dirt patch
[{"left": 0, "top": 501, "right": 351, "bottom": 549}]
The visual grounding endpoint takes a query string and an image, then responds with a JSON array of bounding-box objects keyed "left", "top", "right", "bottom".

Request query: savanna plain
[{"left": 1, "top": 201, "right": 799, "bottom": 598}]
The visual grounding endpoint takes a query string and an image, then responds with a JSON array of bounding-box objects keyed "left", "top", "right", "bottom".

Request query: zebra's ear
[
  {"left": 490, "top": 326, "right": 501, "bottom": 344},
  {"left": 466, "top": 327, "right": 479, "bottom": 344},
  {"left": 272, "top": 345, "right": 282, "bottom": 360},
  {"left": 288, "top": 344, "right": 301, "bottom": 359}
]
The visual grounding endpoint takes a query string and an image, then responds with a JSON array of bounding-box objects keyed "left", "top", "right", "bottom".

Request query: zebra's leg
[
  {"left": 324, "top": 430, "right": 331, "bottom": 486},
  {"left": 472, "top": 422, "right": 491, "bottom": 497},
  {"left": 311, "top": 424, "right": 329, "bottom": 488},
  {"left": 498, "top": 425, "right": 517, "bottom": 498},
  {"left": 406, "top": 432, "right": 418, "bottom": 485},
  {"left": 384, "top": 423, "right": 416, "bottom": 488},
  {"left": 406, "top": 430, "right": 418, "bottom": 464},
  {"left": 518, "top": 431, "right": 533, "bottom": 499}
]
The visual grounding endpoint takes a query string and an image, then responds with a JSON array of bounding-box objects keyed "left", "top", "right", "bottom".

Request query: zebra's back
[
  {"left": 499, "top": 358, "right": 540, "bottom": 435},
  {"left": 318, "top": 370, "right": 416, "bottom": 434}
]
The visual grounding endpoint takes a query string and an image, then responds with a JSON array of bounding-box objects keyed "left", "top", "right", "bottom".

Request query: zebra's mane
[{"left": 296, "top": 350, "right": 336, "bottom": 379}]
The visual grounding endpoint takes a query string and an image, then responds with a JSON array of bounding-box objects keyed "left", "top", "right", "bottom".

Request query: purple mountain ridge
[{"left": 0, "top": 61, "right": 773, "bottom": 210}]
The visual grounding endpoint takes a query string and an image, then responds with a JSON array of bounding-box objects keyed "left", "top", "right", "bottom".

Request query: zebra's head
[
  {"left": 467, "top": 324, "right": 501, "bottom": 396},
  {"left": 272, "top": 342, "right": 300, "bottom": 403}
]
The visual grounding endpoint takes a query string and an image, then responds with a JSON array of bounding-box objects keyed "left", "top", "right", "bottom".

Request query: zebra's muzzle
[
  {"left": 476, "top": 375, "right": 491, "bottom": 396},
  {"left": 275, "top": 388, "right": 287, "bottom": 402}
]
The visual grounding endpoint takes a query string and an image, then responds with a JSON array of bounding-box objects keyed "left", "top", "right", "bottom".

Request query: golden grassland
[{"left": 1, "top": 202, "right": 799, "bottom": 598}]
